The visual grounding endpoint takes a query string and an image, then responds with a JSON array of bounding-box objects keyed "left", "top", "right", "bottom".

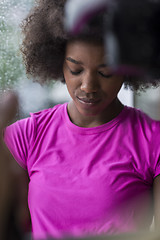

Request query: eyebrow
[
  {"left": 66, "top": 57, "right": 108, "bottom": 68},
  {"left": 66, "top": 57, "right": 83, "bottom": 65}
]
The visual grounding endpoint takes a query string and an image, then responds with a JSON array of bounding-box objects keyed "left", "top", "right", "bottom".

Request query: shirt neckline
[{"left": 63, "top": 102, "right": 128, "bottom": 135}]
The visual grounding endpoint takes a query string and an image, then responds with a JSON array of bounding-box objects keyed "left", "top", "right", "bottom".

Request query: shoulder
[
  {"left": 121, "top": 107, "right": 160, "bottom": 178},
  {"left": 5, "top": 103, "right": 66, "bottom": 141},
  {"left": 124, "top": 106, "right": 160, "bottom": 130},
  {"left": 29, "top": 103, "right": 65, "bottom": 127},
  {"left": 120, "top": 106, "right": 160, "bottom": 145},
  {"left": 30, "top": 103, "right": 64, "bottom": 120},
  {"left": 3, "top": 103, "right": 66, "bottom": 169}
]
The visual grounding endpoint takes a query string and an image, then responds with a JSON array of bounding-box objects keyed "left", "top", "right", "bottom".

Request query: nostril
[{"left": 80, "top": 85, "right": 98, "bottom": 93}]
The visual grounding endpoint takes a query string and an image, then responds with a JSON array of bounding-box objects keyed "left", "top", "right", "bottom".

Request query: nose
[{"left": 80, "top": 72, "right": 99, "bottom": 93}]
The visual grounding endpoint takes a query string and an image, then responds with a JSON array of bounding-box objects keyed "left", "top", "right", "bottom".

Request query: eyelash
[
  {"left": 70, "top": 70, "right": 82, "bottom": 75},
  {"left": 99, "top": 72, "right": 113, "bottom": 78},
  {"left": 70, "top": 70, "right": 113, "bottom": 78}
]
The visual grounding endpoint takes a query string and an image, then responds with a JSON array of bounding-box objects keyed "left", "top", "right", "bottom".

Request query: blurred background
[
  {"left": 1, "top": 0, "right": 160, "bottom": 239},
  {"left": 1, "top": 0, "right": 160, "bottom": 120},
  {"left": 2, "top": 0, "right": 160, "bottom": 121}
]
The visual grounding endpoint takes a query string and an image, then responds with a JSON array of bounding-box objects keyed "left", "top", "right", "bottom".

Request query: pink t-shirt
[{"left": 4, "top": 103, "right": 160, "bottom": 239}]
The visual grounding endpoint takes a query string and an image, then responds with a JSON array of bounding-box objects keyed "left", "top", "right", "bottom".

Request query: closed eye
[
  {"left": 70, "top": 70, "right": 83, "bottom": 75},
  {"left": 98, "top": 71, "right": 113, "bottom": 78}
]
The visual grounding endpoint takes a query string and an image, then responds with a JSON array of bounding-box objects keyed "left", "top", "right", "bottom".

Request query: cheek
[
  {"left": 113, "top": 82, "right": 123, "bottom": 93},
  {"left": 65, "top": 77, "right": 79, "bottom": 98},
  {"left": 103, "top": 80, "right": 123, "bottom": 98},
  {"left": 64, "top": 74, "right": 81, "bottom": 92}
]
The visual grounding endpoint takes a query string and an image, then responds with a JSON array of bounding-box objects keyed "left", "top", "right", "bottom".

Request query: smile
[{"left": 77, "top": 97, "right": 101, "bottom": 106}]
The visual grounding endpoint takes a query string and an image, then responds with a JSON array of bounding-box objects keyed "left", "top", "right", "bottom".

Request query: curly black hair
[{"left": 20, "top": 0, "right": 160, "bottom": 91}]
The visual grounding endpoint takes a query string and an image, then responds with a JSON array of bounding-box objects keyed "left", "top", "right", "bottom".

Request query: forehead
[{"left": 65, "top": 40, "right": 106, "bottom": 66}]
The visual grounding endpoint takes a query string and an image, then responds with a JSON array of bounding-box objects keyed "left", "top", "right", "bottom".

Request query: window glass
[{"left": 0, "top": 0, "right": 34, "bottom": 90}]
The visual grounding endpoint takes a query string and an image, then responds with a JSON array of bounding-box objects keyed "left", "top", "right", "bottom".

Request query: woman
[{"left": 1, "top": 0, "right": 160, "bottom": 239}]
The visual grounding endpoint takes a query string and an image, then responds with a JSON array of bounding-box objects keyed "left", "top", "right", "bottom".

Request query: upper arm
[
  {"left": 3, "top": 117, "right": 34, "bottom": 170},
  {"left": 153, "top": 174, "right": 160, "bottom": 230}
]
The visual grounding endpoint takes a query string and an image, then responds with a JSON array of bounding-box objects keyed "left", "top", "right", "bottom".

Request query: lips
[{"left": 77, "top": 96, "right": 101, "bottom": 105}]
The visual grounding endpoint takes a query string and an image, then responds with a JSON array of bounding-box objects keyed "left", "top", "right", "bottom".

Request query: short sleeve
[{"left": 3, "top": 117, "right": 35, "bottom": 170}]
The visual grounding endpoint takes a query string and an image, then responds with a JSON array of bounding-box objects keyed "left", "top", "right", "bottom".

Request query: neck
[{"left": 67, "top": 98, "right": 124, "bottom": 128}]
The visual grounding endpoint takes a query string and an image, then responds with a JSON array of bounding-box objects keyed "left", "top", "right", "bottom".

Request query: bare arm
[
  {"left": 153, "top": 174, "right": 160, "bottom": 231},
  {"left": 0, "top": 91, "right": 19, "bottom": 238}
]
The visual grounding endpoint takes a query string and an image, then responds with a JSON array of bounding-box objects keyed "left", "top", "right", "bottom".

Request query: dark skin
[
  {"left": 63, "top": 40, "right": 124, "bottom": 128},
  {"left": 0, "top": 40, "right": 160, "bottom": 236},
  {"left": 0, "top": 92, "right": 18, "bottom": 238},
  {"left": 153, "top": 175, "right": 160, "bottom": 231},
  {"left": 0, "top": 92, "right": 30, "bottom": 239},
  {"left": 63, "top": 40, "right": 160, "bottom": 230}
]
